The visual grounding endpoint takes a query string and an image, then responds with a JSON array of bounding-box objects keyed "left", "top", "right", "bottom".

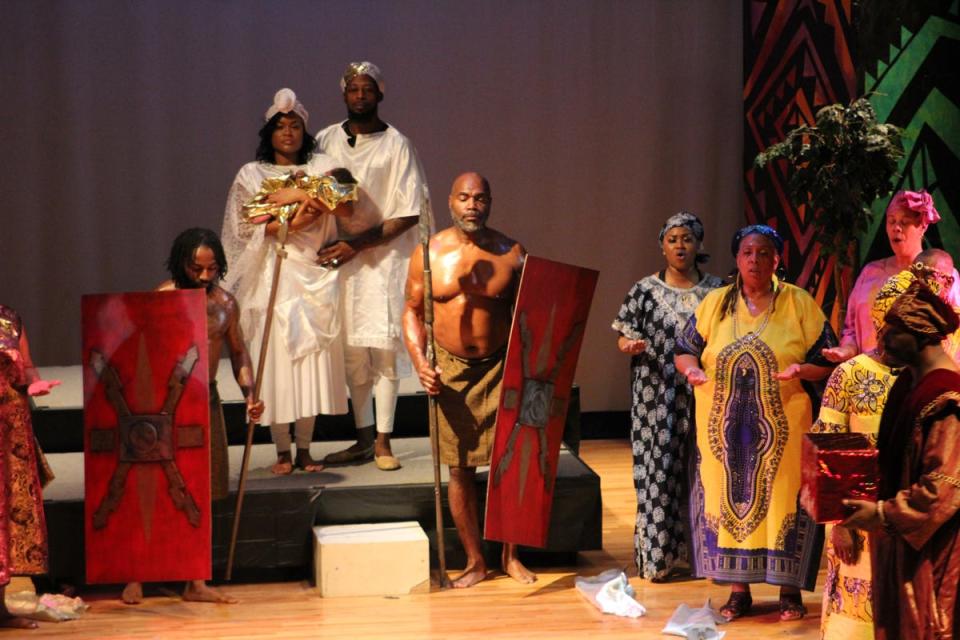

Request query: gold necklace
[{"left": 733, "top": 286, "right": 778, "bottom": 341}]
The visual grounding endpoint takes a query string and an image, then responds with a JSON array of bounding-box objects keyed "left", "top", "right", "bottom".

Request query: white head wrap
[
  {"left": 340, "top": 61, "right": 384, "bottom": 94},
  {"left": 264, "top": 88, "right": 309, "bottom": 125}
]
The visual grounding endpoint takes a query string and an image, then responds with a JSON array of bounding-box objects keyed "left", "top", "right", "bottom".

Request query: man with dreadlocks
[{"left": 121, "top": 227, "right": 263, "bottom": 605}]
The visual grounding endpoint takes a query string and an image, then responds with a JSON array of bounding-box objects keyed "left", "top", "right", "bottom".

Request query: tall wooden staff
[
  {"left": 225, "top": 209, "right": 295, "bottom": 581},
  {"left": 419, "top": 198, "right": 452, "bottom": 589}
]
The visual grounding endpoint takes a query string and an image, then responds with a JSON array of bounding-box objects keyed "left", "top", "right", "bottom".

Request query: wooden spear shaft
[
  {"left": 225, "top": 215, "right": 291, "bottom": 581},
  {"left": 418, "top": 199, "right": 452, "bottom": 589}
]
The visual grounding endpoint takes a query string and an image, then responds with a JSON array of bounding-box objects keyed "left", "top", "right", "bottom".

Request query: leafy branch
[{"left": 755, "top": 98, "right": 903, "bottom": 267}]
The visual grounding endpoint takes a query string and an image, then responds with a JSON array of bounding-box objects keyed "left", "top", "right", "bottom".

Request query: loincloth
[
  {"left": 209, "top": 382, "right": 229, "bottom": 501},
  {"left": 435, "top": 345, "right": 505, "bottom": 467}
]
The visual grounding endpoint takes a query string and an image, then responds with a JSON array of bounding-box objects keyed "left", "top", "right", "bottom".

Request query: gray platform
[{"left": 43, "top": 438, "right": 602, "bottom": 584}]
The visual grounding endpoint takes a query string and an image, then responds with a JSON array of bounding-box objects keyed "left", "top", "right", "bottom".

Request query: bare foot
[
  {"left": 0, "top": 614, "right": 38, "bottom": 629},
  {"left": 271, "top": 452, "right": 294, "bottom": 475},
  {"left": 121, "top": 582, "right": 143, "bottom": 604},
  {"left": 294, "top": 449, "right": 324, "bottom": 473},
  {"left": 451, "top": 563, "right": 488, "bottom": 588},
  {"left": 503, "top": 555, "right": 537, "bottom": 584},
  {"left": 182, "top": 580, "right": 237, "bottom": 604}
]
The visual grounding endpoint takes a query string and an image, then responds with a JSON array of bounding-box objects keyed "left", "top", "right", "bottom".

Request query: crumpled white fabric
[
  {"left": 4, "top": 591, "right": 88, "bottom": 622},
  {"left": 574, "top": 569, "right": 646, "bottom": 618},
  {"left": 662, "top": 599, "right": 727, "bottom": 639}
]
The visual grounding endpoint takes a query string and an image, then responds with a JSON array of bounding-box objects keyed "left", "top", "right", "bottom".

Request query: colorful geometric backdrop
[
  {"left": 859, "top": 0, "right": 959, "bottom": 267},
  {"left": 744, "top": 0, "right": 959, "bottom": 319}
]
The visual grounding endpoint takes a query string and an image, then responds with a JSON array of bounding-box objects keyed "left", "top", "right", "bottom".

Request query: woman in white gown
[{"left": 221, "top": 89, "right": 351, "bottom": 474}]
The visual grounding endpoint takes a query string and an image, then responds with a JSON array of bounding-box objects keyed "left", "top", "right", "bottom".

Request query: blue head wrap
[{"left": 731, "top": 224, "right": 784, "bottom": 256}]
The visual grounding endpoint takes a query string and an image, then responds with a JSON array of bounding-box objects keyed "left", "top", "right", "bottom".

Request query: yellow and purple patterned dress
[
  {"left": 676, "top": 281, "right": 836, "bottom": 589},
  {"left": 812, "top": 353, "right": 896, "bottom": 640}
]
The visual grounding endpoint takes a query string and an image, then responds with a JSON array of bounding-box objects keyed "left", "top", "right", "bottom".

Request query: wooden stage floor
[{"left": 11, "top": 439, "right": 824, "bottom": 639}]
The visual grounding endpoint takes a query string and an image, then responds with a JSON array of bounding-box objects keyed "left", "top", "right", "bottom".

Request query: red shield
[
  {"left": 82, "top": 290, "right": 210, "bottom": 584},
  {"left": 484, "top": 257, "right": 598, "bottom": 547}
]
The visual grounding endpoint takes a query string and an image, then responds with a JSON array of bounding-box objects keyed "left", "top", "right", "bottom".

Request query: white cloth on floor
[
  {"left": 662, "top": 599, "right": 727, "bottom": 639},
  {"left": 574, "top": 569, "right": 646, "bottom": 618},
  {"left": 4, "top": 591, "right": 88, "bottom": 622}
]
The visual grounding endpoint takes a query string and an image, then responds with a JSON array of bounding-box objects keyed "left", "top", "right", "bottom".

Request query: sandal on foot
[
  {"left": 719, "top": 591, "right": 752, "bottom": 621},
  {"left": 375, "top": 455, "right": 401, "bottom": 471},
  {"left": 779, "top": 593, "right": 807, "bottom": 621}
]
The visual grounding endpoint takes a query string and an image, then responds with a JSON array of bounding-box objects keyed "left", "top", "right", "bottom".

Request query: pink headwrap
[{"left": 887, "top": 189, "right": 940, "bottom": 224}]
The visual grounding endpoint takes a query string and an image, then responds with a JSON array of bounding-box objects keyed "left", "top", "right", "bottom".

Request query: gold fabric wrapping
[{"left": 242, "top": 172, "right": 358, "bottom": 224}]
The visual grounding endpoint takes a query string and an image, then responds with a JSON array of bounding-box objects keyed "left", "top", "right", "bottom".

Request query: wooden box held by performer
[
  {"left": 82, "top": 290, "right": 211, "bottom": 584},
  {"left": 800, "top": 432, "right": 878, "bottom": 523}
]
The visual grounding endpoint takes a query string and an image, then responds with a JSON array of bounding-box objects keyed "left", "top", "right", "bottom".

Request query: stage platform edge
[{"left": 42, "top": 438, "right": 602, "bottom": 585}]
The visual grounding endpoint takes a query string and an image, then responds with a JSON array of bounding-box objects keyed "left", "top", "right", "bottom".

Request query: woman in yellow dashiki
[
  {"left": 814, "top": 261, "right": 955, "bottom": 640},
  {"left": 675, "top": 225, "right": 836, "bottom": 622}
]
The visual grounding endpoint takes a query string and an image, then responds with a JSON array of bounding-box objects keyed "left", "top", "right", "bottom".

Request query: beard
[
  {"left": 185, "top": 280, "right": 214, "bottom": 292},
  {"left": 451, "top": 207, "right": 486, "bottom": 233},
  {"left": 347, "top": 106, "right": 377, "bottom": 124}
]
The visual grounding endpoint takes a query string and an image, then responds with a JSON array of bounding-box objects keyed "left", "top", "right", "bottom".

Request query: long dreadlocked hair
[{"left": 166, "top": 228, "right": 228, "bottom": 290}]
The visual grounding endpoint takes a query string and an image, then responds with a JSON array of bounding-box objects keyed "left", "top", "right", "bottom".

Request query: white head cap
[{"left": 264, "top": 88, "right": 309, "bottom": 125}]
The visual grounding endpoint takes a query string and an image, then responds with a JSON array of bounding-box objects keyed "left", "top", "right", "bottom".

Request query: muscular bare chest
[{"left": 432, "top": 251, "right": 517, "bottom": 303}]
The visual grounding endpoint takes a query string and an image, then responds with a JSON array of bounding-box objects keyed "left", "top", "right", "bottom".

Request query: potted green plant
[{"left": 755, "top": 97, "right": 903, "bottom": 321}]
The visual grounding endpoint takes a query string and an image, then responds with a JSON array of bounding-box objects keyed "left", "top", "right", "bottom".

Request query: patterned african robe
[
  {"left": 813, "top": 354, "right": 897, "bottom": 640},
  {"left": 612, "top": 272, "right": 723, "bottom": 580},
  {"left": 0, "top": 306, "right": 48, "bottom": 585},
  {"left": 676, "top": 282, "right": 836, "bottom": 589},
  {"left": 872, "top": 369, "right": 960, "bottom": 640}
]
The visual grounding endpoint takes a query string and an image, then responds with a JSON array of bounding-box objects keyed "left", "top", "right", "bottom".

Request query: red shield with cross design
[
  {"left": 484, "top": 257, "right": 598, "bottom": 548},
  {"left": 82, "top": 290, "right": 210, "bottom": 584}
]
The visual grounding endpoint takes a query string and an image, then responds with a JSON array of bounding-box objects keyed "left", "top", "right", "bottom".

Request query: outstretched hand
[
  {"left": 775, "top": 363, "right": 801, "bottom": 380},
  {"left": 684, "top": 367, "right": 707, "bottom": 386},
  {"left": 617, "top": 337, "right": 647, "bottom": 355},
  {"left": 27, "top": 379, "right": 61, "bottom": 396},
  {"left": 822, "top": 345, "right": 856, "bottom": 363}
]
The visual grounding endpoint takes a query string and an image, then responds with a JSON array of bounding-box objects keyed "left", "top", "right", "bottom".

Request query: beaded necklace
[{"left": 733, "top": 282, "right": 779, "bottom": 341}]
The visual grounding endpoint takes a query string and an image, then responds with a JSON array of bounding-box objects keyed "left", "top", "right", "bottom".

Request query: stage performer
[
  {"left": 811, "top": 268, "right": 922, "bottom": 640},
  {"left": 220, "top": 88, "right": 352, "bottom": 475},
  {"left": 612, "top": 211, "right": 722, "bottom": 582},
  {"left": 843, "top": 280, "right": 960, "bottom": 640},
  {"left": 316, "top": 62, "right": 431, "bottom": 471},
  {"left": 675, "top": 225, "right": 837, "bottom": 622},
  {"left": 118, "top": 228, "right": 265, "bottom": 605},
  {"left": 0, "top": 306, "right": 60, "bottom": 629},
  {"left": 915, "top": 249, "right": 960, "bottom": 364},
  {"left": 403, "top": 172, "right": 534, "bottom": 588},
  {"left": 823, "top": 189, "right": 959, "bottom": 364}
]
